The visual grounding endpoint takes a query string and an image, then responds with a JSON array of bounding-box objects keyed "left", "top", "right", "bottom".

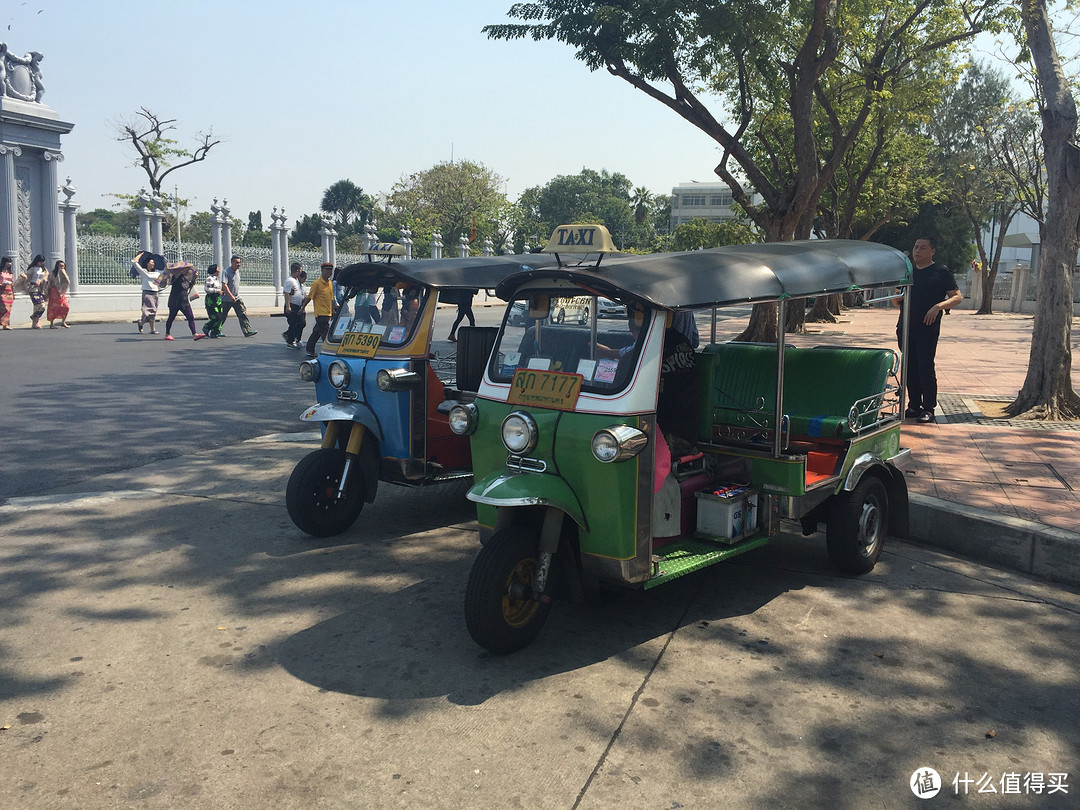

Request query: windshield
[
  {"left": 490, "top": 291, "right": 649, "bottom": 395},
  {"left": 327, "top": 283, "right": 428, "bottom": 348}
]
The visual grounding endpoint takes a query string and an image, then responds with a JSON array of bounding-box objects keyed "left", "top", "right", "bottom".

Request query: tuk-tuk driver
[{"left": 599, "top": 303, "right": 700, "bottom": 447}]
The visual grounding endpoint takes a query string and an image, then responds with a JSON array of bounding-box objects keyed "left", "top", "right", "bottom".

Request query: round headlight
[
  {"left": 299, "top": 360, "right": 318, "bottom": 382},
  {"left": 448, "top": 403, "right": 478, "bottom": 435},
  {"left": 501, "top": 411, "right": 538, "bottom": 454},
  {"left": 328, "top": 361, "right": 351, "bottom": 389},
  {"left": 591, "top": 425, "right": 649, "bottom": 463},
  {"left": 376, "top": 369, "right": 392, "bottom": 391},
  {"left": 591, "top": 431, "right": 620, "bottom": 462}
]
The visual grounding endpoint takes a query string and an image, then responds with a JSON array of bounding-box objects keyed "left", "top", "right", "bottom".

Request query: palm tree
[
  {"left": 632, "top": 186, "right": 653, "bottom": 225},
  {"left": 321, "top": 179, "right": 373, "bottom": 233}
]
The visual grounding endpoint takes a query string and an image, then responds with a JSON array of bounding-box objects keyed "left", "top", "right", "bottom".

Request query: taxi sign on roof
[
  {"left": 543, "top": 224, "right": 618, "bottom": 255},
  {"left": 363, "top": 242, "right": 407, "bottom": 258}
]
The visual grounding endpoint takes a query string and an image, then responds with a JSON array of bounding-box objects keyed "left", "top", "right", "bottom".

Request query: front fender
[
  {"left": 300, "top": 401, "right": 383, "bottom": 442},
  {"left": 468, "top": 471, "right": 587, "bottom": 532}
]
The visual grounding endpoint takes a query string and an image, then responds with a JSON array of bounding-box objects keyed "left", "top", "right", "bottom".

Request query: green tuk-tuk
[{"left": 447, "top": 226, "right": 914, "bottom": 653}]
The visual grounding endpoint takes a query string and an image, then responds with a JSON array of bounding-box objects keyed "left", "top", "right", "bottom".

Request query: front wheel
[
  {"left": 286, "top": 448, "right": 365, "bottom": 537},
  {"left": 579, "top": 307, "right": 589, "bottom": 325},
  {"left": 826, "top": 474, "right": 888, "bottom": 574},
  {"left": 464, "top": 525, "right": 552, "bottom": 654}
]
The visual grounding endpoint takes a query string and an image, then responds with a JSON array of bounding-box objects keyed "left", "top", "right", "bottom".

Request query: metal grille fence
[{"left": 75, "top": 235, "right": 361, "bottom": 285}]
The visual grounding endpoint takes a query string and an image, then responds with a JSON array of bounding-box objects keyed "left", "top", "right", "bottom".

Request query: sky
[
  {"left": 2, "top": 1, "right": 1065, "bottom": 232},
  {"left": 3, "top": 0, "right": 729, "bottom": 227}
]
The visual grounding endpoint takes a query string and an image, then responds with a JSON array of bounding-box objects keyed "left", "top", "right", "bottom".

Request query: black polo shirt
[{"left": 901, "top": 262, "right": 958, "bottom": 328}]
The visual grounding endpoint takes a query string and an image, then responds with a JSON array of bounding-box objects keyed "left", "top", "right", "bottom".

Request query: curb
[{"left": 908, "top": 492, "right": 1080, "bottom": 588}]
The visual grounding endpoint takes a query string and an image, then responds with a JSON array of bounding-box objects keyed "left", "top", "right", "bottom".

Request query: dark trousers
[
  {"left": 284, "top": 306, "right": 306, "bottom": 343},
  {"left": 450, "top": 302, "right": 475, "bottom": 334},
  {"left": 306, "top": 314, "right": 331, "bottom": 355},
  {"left": 900, "top": 322, "right": 941, "bottom": 413},
  {"left": 221, "top": 297, "right": 253, "bottom": 335}
]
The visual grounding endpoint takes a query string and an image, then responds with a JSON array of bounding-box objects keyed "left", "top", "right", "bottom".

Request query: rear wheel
[
  {"left": 555, "top": 308, "right": 565, "bottom": 324},
  {"left": 286, "top": 448, "right": 365, "bottom": 537},
  {"left": 464, "top": 525, "right": 552, "bottom": 654},
  {"left": 579, "top": 306, "right": 589, "bottom": 325},
  {"left": 826, "top": 474, "right": 888, "bottom": 574}
]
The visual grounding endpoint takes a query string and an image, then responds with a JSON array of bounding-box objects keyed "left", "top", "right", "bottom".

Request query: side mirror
[{"left": 528, "top": 294, "right": 551, "bottom": 321}]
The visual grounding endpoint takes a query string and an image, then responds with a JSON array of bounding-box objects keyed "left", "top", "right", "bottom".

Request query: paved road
[{"left": 1, "top": 436, "right": 1078, "bottom": 808}]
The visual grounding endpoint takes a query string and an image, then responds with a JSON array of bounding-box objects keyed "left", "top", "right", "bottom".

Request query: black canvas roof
[
  {"left": 335, "top": 252, "right": 563, "bottom": 291},
  {"left": 495, "top": 240, "right": 912, "bottom": 309}
]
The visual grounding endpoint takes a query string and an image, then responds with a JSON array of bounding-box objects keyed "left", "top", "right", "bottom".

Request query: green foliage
[
  {"left": 290, "top": 213, "right": 324, "bottom": 247},
  {"left": 247, "top": 211, "right": 263, "bottom": 233},
  {"left": 321, "top": 179, "right": 374, "bottom": 235},
  {"left": 512, "top": 168, "right": 661, "bottom": 251},
  {"left": 672, "top": 218, "right": 762, "bottom": 250},
  {"left": 874, "top": 203, "right": 976, "bottom": 272},
  {"left": 77, "top": 208, "right": 139, "bottom": 238},
  {"left": 381, "top": 160, "right": 509, "bottom": 257}
]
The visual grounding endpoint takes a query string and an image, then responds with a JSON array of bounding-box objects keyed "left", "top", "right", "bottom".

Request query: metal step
[{"left": 645, "top": 535, "right": 772, "bottom": 589}]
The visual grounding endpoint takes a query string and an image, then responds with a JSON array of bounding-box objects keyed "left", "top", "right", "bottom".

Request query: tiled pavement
[{"left": 800, "top": 306, "right": 1080, "bottom": 535}]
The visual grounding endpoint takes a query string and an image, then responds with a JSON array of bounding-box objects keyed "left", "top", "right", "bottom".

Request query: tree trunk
[
  {"left": 806, "top": 295, "right": 838, "bottom": 323},
  {"left": 1006, "top": 0, "right": 1080, "bottom": 420},
  {"left": 735, "top": 303, "right": 778, "bottom": 342},
  {"left": 976, "top": 267, "right": 999, "bottom": 314}
]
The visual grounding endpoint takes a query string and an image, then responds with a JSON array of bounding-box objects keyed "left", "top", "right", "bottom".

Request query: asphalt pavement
[{"left": 1, "top": 299, "right": 1079, "bottom": 807}]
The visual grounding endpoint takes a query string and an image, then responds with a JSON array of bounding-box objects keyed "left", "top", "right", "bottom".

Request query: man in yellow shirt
[{"left": 303, "top": 262, "right": 335, "bottom": 357}]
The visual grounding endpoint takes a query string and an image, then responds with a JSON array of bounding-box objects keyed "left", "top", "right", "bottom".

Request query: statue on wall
[{"left": 0, "top": 42, "right": 45, "bottom": 103}]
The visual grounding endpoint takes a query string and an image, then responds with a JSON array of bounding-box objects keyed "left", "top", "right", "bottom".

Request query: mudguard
[
  {"left": 299, "top": 401, "right": 383, "bottom": 442},
  {"left": 468, "top": 471, "right": 587, "bottom": 532}
]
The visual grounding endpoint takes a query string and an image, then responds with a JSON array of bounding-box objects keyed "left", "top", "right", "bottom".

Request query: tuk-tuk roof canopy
[
  {"left": 496, "top": 239, "right": 913, "bottom": 309},
  {"left": 336, "top": 252, "right": 562, "bottom": 291}
]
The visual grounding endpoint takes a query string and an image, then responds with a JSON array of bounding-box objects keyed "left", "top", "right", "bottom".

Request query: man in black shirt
[{"left": 898, "top": 237, "right": 962, "bottom": 423}]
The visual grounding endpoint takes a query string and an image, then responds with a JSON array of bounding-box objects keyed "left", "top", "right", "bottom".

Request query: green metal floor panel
[{"left": 644, "top": 535, "right": 772, "bottom": 589}]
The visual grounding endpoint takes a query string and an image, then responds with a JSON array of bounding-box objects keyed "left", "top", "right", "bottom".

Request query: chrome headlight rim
[
  {"left": 328, "top": 360, "right": 351, "bottom": 390},
  {"left": 501, "top": 411, "right": 538, "bottom": 455},
  {"left": 591, "top": 425, "right": 649, "bottom": 463},
  {"left": 299, "top": 359, "right": 320, "bottom": 382},
  {"left": 448, "top": 403, "right": 478, "bottom": 436},
  {"left": 376, "top": 367, "right": 423, "bottom": 392}
]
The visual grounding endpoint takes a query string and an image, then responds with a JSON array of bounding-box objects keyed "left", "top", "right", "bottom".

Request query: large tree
[
  {"left": 1005, "top": 0, "right": 1080, "bottom": 420},
  {"left": 514, "top": 168, "right": 639, "bottom": 250},
  {"left": 487, "top": 0, "right": 1003, "bottom": 338},
  {"left": 382, "top": 161, "right": 509, "bottom": 258},
  {"left": 116, "top": 108, "right": 220, "bottom": 195}
]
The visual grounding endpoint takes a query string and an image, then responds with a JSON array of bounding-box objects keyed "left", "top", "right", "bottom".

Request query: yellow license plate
[
  {"left": 508, "top": 368, "right": 583, "bottom": 411},
  {"left": 338, "top": 331, "right": 381, "bottom": 358}
]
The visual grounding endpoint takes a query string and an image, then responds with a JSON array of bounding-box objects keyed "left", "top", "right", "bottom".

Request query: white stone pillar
[
  {"left": 150, "top": 193, "right": 165, "bottom": 256},
  {"left": 483, "top": 237, "right": 493, "bottom": 257},
  {"left": 41, "top": 151, "right": 64, "bottom": 268},
  {"left": 221, "top": 199, "right": 233, "bottom": 263},
  {"left": 328, "top": 227, "right": 337, "bottom": 267},
  {"left": 137, "top": 189, "right": 152, "bottom": 252},
  {"left": 0, "top": 145, "right": 21, "bottom": 261},
  {"left": 210, "top": 199, "right": 223, "bottom": 267},
  {"left": 59, "top": 177, "right": 79, "bottom": 293},
  {"left": 459, "top": 233, "right": 469, "bottom": 258},
  {"left": 401, "top": 227, "right": 413, "bottom": 260},
  {"left": 362, "top": 221, "right": 374, "bottom": 252},
  {"left": 279, "top": 208, "right": 289, "bottom": 289},
  {"left": 431, "top": 230, "right": 443, "bottom": 259},
  {"left": 320, "top": 224, "right": 331, "bottom": 264}
]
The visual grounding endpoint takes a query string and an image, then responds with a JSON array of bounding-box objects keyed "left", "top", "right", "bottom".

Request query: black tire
[
  {"left": 286, "top": 448, "right": 365, "bottom": 537},
  {"left": 556, "top": 308, "right": 565, "bottom": 324},
  {"left": 464, "top": 525, "right": 552, "bottom": 654},
  {"left": 579, "top": 307, "right": 589, "bottom": 325},
  {"left": 826, "top": 474, "right": 888, "bottom": 575}
]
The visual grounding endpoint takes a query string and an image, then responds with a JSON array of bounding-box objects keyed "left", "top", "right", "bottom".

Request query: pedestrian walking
[
  {"left": 220, "top": 255, "right": 257, "bottom": 337},
  {"left": 0, "top": 256, "right": 14, "bottom": 330},
  {"left": 17, "top": 254, "right": 48, "bottom": 329},
  {"left": 203, "top": 264, "right": 225, "bottom": 338},
  {"left": 897, "top": 236, "right": 962, "bottom": 424},
  {"left": 447, "top": 288, "right": 478, "bottom": 341},
  {"left": 132, "top": 252, "right": 167, "bottom": 333},
  {"left": 162, "top": 262, "right": 206, "bottom": 342},
  {"left": 302, "top": 263, "right": 334, "bottom": 357},
  {"left": 47, "top": 259, "right": 71, "bottom": 328},
  {"left": 282, "top": 262, "right": 305, "bottom": 348}
]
